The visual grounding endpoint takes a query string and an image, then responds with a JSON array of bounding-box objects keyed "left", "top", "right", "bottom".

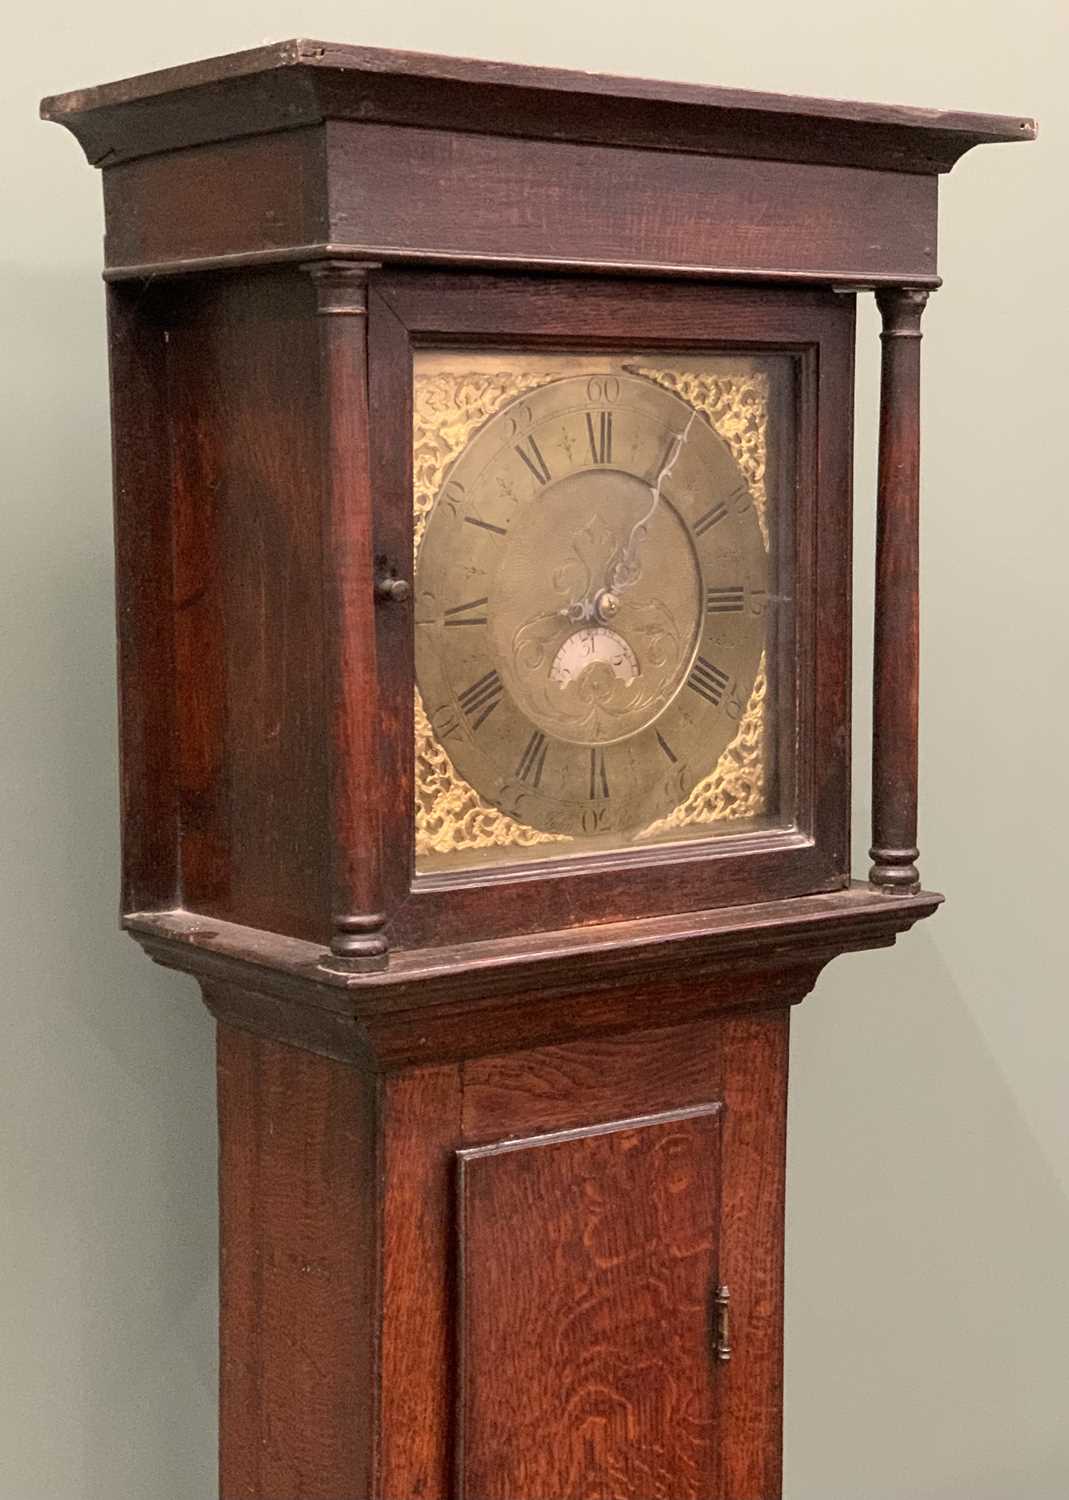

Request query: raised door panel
[{"left": 457, "top": 1104, "right": 724, "bottom": 1500}]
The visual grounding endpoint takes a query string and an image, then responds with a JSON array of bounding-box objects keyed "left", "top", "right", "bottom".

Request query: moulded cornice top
[{"left": 41, "top": 38, "right": 1036, "bottom": 175}]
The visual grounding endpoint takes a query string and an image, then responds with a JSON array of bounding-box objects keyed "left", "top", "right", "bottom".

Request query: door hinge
[{"left": 714, "top": 1283, "right": 732, "bottom": 1363}]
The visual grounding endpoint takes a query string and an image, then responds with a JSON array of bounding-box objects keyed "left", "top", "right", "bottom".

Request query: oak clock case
[{"left": 42, "top": 38, "right": 1033, "bottom": 1500}]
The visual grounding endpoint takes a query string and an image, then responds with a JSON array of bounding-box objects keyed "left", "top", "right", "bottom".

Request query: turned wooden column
[
  {"left": 307, "top": 262, "right": 389, "bottom": 967},
  {"left": 869, "top": 287, "right": 929, "bottom": 893}
]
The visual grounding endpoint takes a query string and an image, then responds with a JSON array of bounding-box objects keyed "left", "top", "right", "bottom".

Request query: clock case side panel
[
  {"left": 111, "top": 269, "right": 335, "bottom": 944},
  {"left": 369, "top": 272, "right": 854, "bottom": 951},
  {"left": 107, "top": 281, "right": 180, "bottom": 914}
]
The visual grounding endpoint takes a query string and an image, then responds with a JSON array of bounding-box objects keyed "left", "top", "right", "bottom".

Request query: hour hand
[{"left": 557, "top": 514, "right": 620, "bottom": 622}]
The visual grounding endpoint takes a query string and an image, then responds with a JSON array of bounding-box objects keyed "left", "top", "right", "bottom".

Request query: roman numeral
[
  {"left": 705, "top": 585, "right": 745, "bottom": 614},
  {"left": 586, "top": 410, "right": 613, "bottom": 464},
  {"left": 693, "top": 500, "right": 728, "bottom": 537},
  {"left": 516, "top": 730, "right": 548, "bottom": 788},
  {"left": 515, "top": 435, "right": 552, "bottom": 487},
  {"left": 444, "top": 597, "right": 488, "bottom": 626},
  {"left": 464, "top": 515, "right": 507, "bottom": 536},
  {"left": 687, "top": 656, "right": 730, "bottom": 708},
  {"left": 656, "top": 731, "right": 678, "bottom": 764},
  {"left": 588, "top": 747, "right": 610, "bottom": 801},
  {"left": 458, "top": 669, "right": 503, "bottom": 729}
]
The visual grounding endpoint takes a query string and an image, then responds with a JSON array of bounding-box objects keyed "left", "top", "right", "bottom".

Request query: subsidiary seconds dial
[{"left": 415, "top": 371, "right": 768, "bottom": 839}]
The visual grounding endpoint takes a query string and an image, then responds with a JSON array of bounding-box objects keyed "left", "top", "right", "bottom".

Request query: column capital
[
  {"left": 875, "top": 286, "right": 930, "bottom": 338},
  {"left": 302, "top": 259, "right": 379, "bottom": 316}
]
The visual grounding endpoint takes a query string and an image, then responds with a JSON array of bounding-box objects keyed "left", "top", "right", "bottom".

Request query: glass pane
[{"left": 412, "top": 348, "right": 796, "bottom": 875}]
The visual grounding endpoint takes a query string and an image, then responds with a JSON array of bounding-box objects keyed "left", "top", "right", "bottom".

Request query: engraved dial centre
[{"left": 491, "top": 468, "right": 702, "bottom": 746}]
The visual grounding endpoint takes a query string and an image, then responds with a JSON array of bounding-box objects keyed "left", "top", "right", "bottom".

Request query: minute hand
[{"left": 610, "top": 410, "right": 698, "bottom": 593}]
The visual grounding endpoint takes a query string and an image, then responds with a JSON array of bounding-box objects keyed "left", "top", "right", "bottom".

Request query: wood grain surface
[
  {"left": 306, "top": 262, "right": 389, "bottom": 965},
  {"left": 145, "top": 883, "right": 940, "bottom": 1071},
  {"left": 718, "top": 1009, "right": 790, "bottom": 1497},
  {"left": 105, "top": 283, "right": 179, "bottom": 913},
  {"left": 93, "top": 122, "right": 940, "bottom": 286},
  {"left": 378, "top": 1066, "right": 462, "bottom": 1500},
  {"left": 458, "top": 1107, "right": 725, "bottom": 1500},
  {"left": 217, "top": 1025, "right": 376, "bottom": 1499},
  {"left": 42, "top": 38, "right": 1035, "bottom": 175},
  {"left": 869, "top": 288, "right": 928, "bottom": 893},
  {"left": 210, "top": 1007, "right": 792, "bottom": 1497},
  {"left": 164, "top": 271, "right": 333, "bottom": 943},
  {"left": 41, "top": 39, "right": 1015, "bottom": 1495}
]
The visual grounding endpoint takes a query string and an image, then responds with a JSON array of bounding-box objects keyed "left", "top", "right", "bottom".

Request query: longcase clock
[{"left": 42, "top": 42, "right": 1035, "bottom": 1500}]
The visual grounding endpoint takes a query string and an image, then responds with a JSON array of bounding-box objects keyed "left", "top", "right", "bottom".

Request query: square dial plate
[{"left": 412, "top": 349, "right": 795, "bottom": 875}]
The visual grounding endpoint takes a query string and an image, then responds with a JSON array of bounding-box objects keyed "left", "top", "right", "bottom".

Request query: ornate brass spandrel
[
  {"left": 632, "top": 362, "right": 771, "bottom": 838},
  {"left": 638, "top": 655, "right": 767, "bottom": 838},
  {"left": 629, "top": 365, "right": 770, "bottom": 549},
  {"left": 414, "top": 690, "right": 569, "bottom": 855},
  {"left": 413, "top": 358, "right": 772, "bottom": 862},
  {"left": 414, "top": 368, "right": 570, "bottom": 857},
  {"left": 413, "top": 370, "right": 560, "bottom": 556}
]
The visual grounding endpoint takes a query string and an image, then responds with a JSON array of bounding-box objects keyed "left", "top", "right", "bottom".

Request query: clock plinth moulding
[{"left": 42, "top": 43, "right": 1034, "bottom": 1500}]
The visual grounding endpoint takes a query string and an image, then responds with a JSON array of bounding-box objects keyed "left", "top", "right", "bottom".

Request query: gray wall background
[{"left": 4, "top": 2, "right": 1066, "bottom": 1495}]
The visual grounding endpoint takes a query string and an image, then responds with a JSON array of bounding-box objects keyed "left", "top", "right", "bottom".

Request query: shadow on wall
[
  {"left": 787, "top": 930, "right": 1069, "bottom": 1500},
  {"left": 2, "top": 267, "right": 217, "bottom": 1500}
]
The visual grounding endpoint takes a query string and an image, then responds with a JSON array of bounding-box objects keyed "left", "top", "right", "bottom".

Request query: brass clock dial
[{"left": 415, "top": 369, "right": 769, "bottom": 845}]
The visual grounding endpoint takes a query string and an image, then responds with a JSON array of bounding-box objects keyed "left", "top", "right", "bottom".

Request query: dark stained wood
[
  {"left": 105, "top": 283, "right": 179, "bottom": 912},
  {"left": 367, "top": 283, "right": 416, "bottom": 923},
  {"left": 460, "top": 1019, "right": 724, "bottom": 1141},
  {"left": 306, "top": 263, "right": 388, "bottom": 967},
  {"left": 214, "top": 1008, "right": 790, "bottom": 1498},
  {"left": 326, "top": 122, "right": 937, "bottom": 284},
  {"left": 93, "top": 123, "right": 941, "bottom": 288},
  {"left": 458, "top": 1107, "right": 724, "bottom": 1499},
  {"left": 869, "top": 288, "right": 928, "bottom": 892},
  {"left": 45, "top": 41, "right": 1030, "bottom": 1500},
  {"left": 103, "top": 267, "right": 858, "bottom": 958},
  {"left": 170, "top": 286, "right": 228, "bottom": 915},
  {"left": 377, "top": 1066, "right": 462, "bottom": 1500},
  {"left": 100, "top": 126, "right": 327, "bottom": 274},
  {"left": 163, "top": 272, "right": 333, "bottom": 943},
  {"left": 217, "top": 1024, "right": 376, "bottom": 1499},
  {"left": 41, "top": 38, "right": 1035, "bottom": 175},
  {"left": 132, "top": 883, "right": 941, "bottom": 1068},
  {"left": 718, "top": 1009, "right": 789, "bottom": 1498}
]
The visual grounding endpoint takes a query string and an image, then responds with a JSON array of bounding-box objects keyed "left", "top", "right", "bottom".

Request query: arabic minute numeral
[
  {"left": 729, "top": 480, "right": 753, "bottom": 514},
  {"left": 504, "top": 402, "right": 535, "bottom": 440},
  {"left": 585, "top": 376, "right": 621, "bottom": 403}
]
